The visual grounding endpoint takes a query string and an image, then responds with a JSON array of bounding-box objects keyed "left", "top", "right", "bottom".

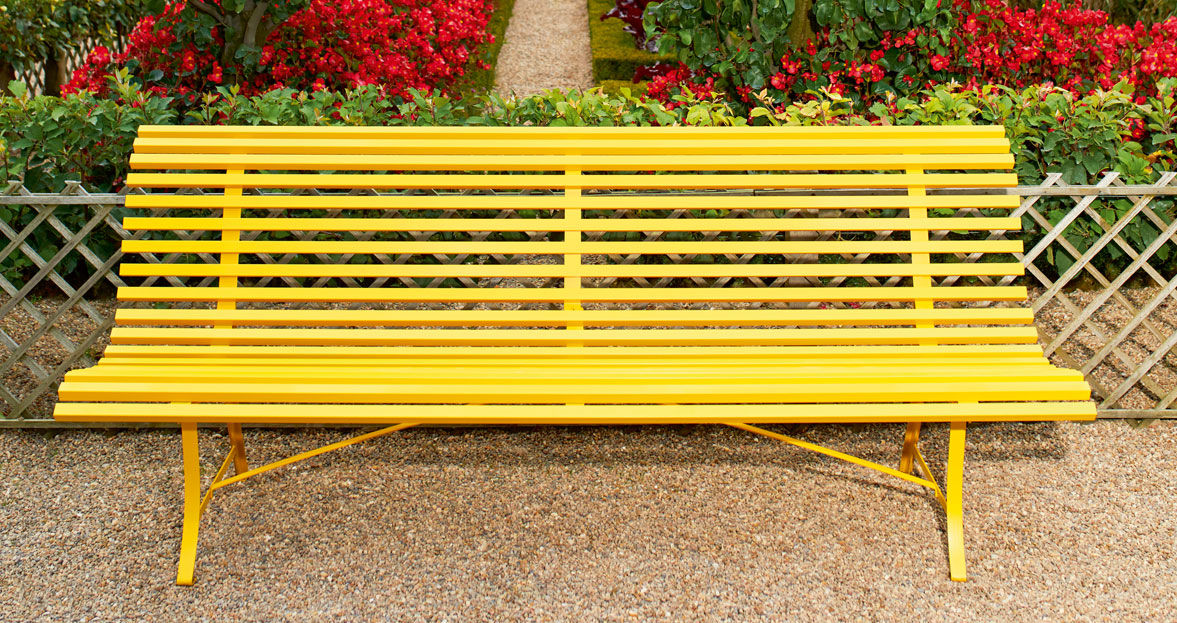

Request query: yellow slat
[
  {"left": 114, "top": 285, "right": 1029, "bottom": 303},
  {"left": 131, "top": 138, "right": 1012, "bottom": 156},
  {"left": 129, "top": 153, "right": 1014, "bottom": 171},
  {"left": 55, "top": 379, "right": 1092, "bottom": 404},
  {"left": 117, "top": 261, "right": 1027, "bottom": 279},
  {"left": 96, "top": 343, "right": 1050, "bottom": 360},
  {"left": 66, "top": 363, "right": 1079, "bottom": 384},
  {"left": 125, "top": 172, "right": 1018, "bottom": 190},
  {"left": 120, "top": 239, "right": 1024, "bottom": 255},
  {"left": 123, "top": 193, "right": 1023, "bottom": 211},
  {"left": 107, "top": 326, "right": 1042, "bottom": 347},
  {"left": 135, "top": 125, "right": 1010, "bottom": 140},
  {"left": 113, "top": 307, "right": 1035, "bottom": 327},
  {"left": 53, "top": 400, "right": 1096, "bottom": 424},
  {"left": 120, "top": 216, "right": 1022, "bottom": 233}
]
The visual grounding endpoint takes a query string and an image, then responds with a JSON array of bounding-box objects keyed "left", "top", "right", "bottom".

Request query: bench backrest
[{"left": 115, "top": 126, "right": 1028, "bottom": 348}]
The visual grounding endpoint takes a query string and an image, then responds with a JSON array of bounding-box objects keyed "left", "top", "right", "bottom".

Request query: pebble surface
[
  {"left": 493, "top": 0, "right": 593, "bottom": 96},
  {"left": 2, "top": 421, "right": 1175, "bottom": 621}
]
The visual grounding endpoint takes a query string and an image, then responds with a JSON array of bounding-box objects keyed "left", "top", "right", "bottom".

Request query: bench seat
[{"left": 53, "top": 125, "right": 1095, "bottom": 585}]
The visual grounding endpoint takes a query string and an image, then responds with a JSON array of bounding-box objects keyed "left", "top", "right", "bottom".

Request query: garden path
[{"left": 494, "top": 0, "right": 593, "bottom": 95}]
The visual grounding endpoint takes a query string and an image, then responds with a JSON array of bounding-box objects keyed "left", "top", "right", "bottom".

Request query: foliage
[
  {"left": 65, "top": 0, "right": 496, "bottom": 100},
  {"left": 1013, "top": 0, "right": 1174, "bottom": 24},
  {"left": 601, "top": 0, "right": 660, "bottom": 51},
  {"left": 644, "top": 0, "right": 1177, "bottom": 104},
  {"left": 589, "top": 0, "right": 672, "bottom": 83},
  {"left": 460, "top": 0, "right": 518, "bottom": 93},
  {"left": 748, "top": 80, "right": 1177, "bottom": 277},
  {"left": 0, "top": 0, "right": 145, "bottom": 70},
  {"left": 3, "top": 75, "right": 1174, "bottom": 283},
  {"left": 644, "top": 0, "right": 956, "bottom": 91}
]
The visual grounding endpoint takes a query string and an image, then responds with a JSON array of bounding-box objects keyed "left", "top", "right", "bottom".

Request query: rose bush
[{"left": 64, "top": 0, "right": 495, "bottom": 101}]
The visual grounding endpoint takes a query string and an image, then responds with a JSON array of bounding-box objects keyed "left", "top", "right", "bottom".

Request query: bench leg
[
  {"left": 177, "top": 422, "right": 202, "bottom": 586},
  {"left": 899, "top": 422, "right": 922, "bottom": 473},
  {"left": 946, "top": 421, "right": 967, "bottom": 582},
  {"left": 226, "top": 423, "right": 249, "bottom": 474}
]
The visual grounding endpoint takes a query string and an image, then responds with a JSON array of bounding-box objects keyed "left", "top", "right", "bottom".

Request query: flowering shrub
[
  {"left": 644, "top": 0, "right": 1177, "bottom": 107},
  {"left": 64, "top": 0, "right": 495, "bottom": 100}
]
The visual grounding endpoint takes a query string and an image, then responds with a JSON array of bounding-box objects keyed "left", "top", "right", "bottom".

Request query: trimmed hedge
[
  {"left": 460, "top": 0, "right": 519, "bottom": 93},
  {"left": 599, "top": 79, "right": 650, "bottom": 97},
  {"left": 588, "top": 0, "right": 670, "bottom": 83}
]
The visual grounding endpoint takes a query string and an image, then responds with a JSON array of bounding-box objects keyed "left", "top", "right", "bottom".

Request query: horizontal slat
[
  {"left": 136, "top": 125, "right": 1010, "bottom": 140},
  {"left": 121, "top": 216, "right": 1021, "bottom": 233},
  {"left": 132, "top": 137, "right": 1012, "bottom": 156},
  {"left": 129, "top": 153, "right": 1014, "bottom": 171},
  {"left": 115, "top": 307, "right": 1034, "bottom": 328},
  {"left": 125, "top": 172, "right": 1018, "bottom": 190},
  {"left": 66, "top": 363, "right": 1079, "bottom": 384},
  {"left": 124, "top": 193, "right": 1022, "bottom": 211},
  {"left": 115, "top": 285, "right": 1029, "bottom": 303},
  {"left": 117, "top": 261, "right": 1027, "bottom": 280},
  {"left": 53, "top": 400, "right": 1096, "bottom": 424},
  {"left": 120, "top": 240, "right": 1023, "bottom": 255},
  {"left": 107, "top": 327, "right": 1042, "bottom": 347},
  {"left": 55, "top": 379, "right": 1092, "bottom": 404},
  {"left": 97, "top": 343, "right": 1050, "bottom": 360}
]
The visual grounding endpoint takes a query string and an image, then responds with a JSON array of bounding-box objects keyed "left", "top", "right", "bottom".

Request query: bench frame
[
  {"left": 52, "top": 125, "right": 1096, "bottom": 585},
  {"left": 172, "top": 418, "right": 967, "bottom": 586}
]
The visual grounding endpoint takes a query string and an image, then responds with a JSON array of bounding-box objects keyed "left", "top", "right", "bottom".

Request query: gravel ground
[
  {"left": 493, "top": 0, "right": 593, "bottom": 95},
  {"left": 2, "top": 420, "right": 1175, "bottom": 621}
]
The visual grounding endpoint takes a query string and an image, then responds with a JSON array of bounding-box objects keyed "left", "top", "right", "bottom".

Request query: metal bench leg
[
  {"left": 226, "top": 423, "right": 249, "bottom": 474},
  {"left": 946, "top": 421, "right": 967, "bottom": 582},
  {"left": 177, "top": 422, "right": 202, "bottom": 586},
  {"left": 899, "top": 422, "right": 922, "bottom": 473}
]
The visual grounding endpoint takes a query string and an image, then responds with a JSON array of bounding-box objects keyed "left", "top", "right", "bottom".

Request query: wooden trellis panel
[{"left": 1, "top": 177, "right": 1174, "bottom": 423}]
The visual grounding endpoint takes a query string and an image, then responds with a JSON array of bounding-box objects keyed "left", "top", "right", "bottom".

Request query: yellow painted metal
[
  {"left": 66, "top": 363, "right": 1082, "bottom": 385},
  {"left": 57, "top": 379, "right": 1093, "bottom": 404},
  {"left": 125, "top": 172, "right": 1018, "bottom": 190},
  {"left": 177, "top": 421, "right": 200, "bottom": 586},
  {"left": 120, "top": 239, "right": 1024, "bottom": 256},
  {"left": 130, "top": 137, "right": 1012, "bottom": 156},
  {"left": 226, "top": 423, "right": 248, "bottom": 474},
  {"left": 199, "top": 445, "right": 237, "bottom": 515},
  {"left": 947, "top": 420, "right": 968, "bottom": 582},
  {"left": 899, "top": 422, "right": 921, "bottom": 473},
  {"left": 120, "top": 216, "right": 1022, "bottom": 233},
  {"left": 124, "top": 193, "right": 1021, "bottom": 211},
  {"left": 95, "top": 343, "right": 1053, "bottom": 360},
  {"left": 117, "top": 261, "right": 1028, "bottom": 279},
  {"left": 114, "top": 285, "right": 1030, "bottom": 304},
  {"left": 128, "top": 152, "right": 1015, "bottom": 171},
  {"left": 112, "top": 307, "right": 1036, "bottom": 327},
  {"left": 106, "top": 326, "right": 1044, "bottom": 347},
  {"left": 729, "top": 422, "right": 941, "bottom": 490},
  {"left": 135, "top": 124, "right": 1009, "bottom": 140},
  {"left": 206, "top": 423, "right": 418, "bottom": 493},
  {"left": 55, "top": 125, "right": 1098, "bottom": 585},
  {"left": 52, "top": 400, "right": 1097, "bottom": 424}
]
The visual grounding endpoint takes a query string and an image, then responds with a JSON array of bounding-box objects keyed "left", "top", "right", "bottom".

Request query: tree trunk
[
  {"left": 787, "top": 0, "right": 816, "bottom": 46},
  {"left": 42, "top": 50, "right": 70, "bottom": 96},
  {"left": 0, "top": 62, "right": 16, "bottom": 95}
]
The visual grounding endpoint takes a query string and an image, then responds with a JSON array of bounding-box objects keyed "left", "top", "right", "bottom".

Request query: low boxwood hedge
[{"left": 587, "top": 0, "right": 670, "bottom": 83}]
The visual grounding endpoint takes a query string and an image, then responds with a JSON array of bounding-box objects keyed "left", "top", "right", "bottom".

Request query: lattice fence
[{"left": 1, "top": 176, "right": 1174, "bottom": 423}]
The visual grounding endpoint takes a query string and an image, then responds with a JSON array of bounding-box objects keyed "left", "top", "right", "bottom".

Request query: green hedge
[
  {"left": 460, "top": 0, "right": 519, "bottom": 93},
  {"left": 3, "top": 77, "right": 1175, "bottom": 285},
  {"left": 599, "top": 79, "right": 650, "bottom": 97},
  {"left": 588, "top": 0, "right": 671, "bottom": 83}
]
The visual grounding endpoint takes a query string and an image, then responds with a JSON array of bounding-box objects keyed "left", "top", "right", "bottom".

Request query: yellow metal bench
[{"left": 53, "top": 125, "right": 1095, "bottom": 585}]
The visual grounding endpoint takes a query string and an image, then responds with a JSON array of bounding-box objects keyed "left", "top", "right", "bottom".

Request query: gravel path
[
  {"left": 494, "top": 0, "right": 593, "bottom": 95},
  {"left": 3, "top": 421, "right": 1175, "bottom": 621}
]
